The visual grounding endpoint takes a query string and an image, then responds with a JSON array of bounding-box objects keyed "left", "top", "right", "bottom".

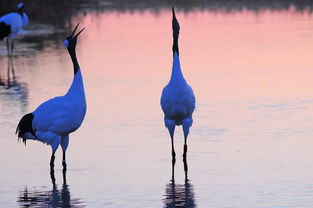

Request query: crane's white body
[
  {"left": 161, "top": 53, "right": 195, "bottom": 138},
  {"left": 24, "top": 69, "right": 86, "bottom": 150}
]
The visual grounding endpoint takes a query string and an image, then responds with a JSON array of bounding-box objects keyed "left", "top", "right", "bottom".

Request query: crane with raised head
[
  {"left": 16, "top": 24, "right": 87, "bottom": 172},
  {"left": 161, "top": 6, "right": 196, "bottom": 163}
]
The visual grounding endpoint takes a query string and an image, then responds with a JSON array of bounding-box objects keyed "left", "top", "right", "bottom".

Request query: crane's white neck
[
  {"left": 21, "top": 12, "right": 28, "bottom": 27},
  {"left": 169, "top": 52, "right": 186, "bottom": 84},
  {"left": 66, "top": 68, "right": 85, "bottom": 99}
]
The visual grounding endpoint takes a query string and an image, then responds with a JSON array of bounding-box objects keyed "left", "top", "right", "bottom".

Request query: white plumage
[
  {"left": 16, "top": 24, "right": 86, "bottom": 170},
  {"left": 161, "top": 6, "right": 196, "bottom": 161},
  {"left": 0, "top": 3, "right": 29, "bottom": 57}
]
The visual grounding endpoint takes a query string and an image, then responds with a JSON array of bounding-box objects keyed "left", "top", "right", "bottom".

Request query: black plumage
[
  {"left": 0, "top": 22, "right": 10, "bottom": 40},
  {"left": 16, "top": 113, "right": 35, "bottom": 145}
]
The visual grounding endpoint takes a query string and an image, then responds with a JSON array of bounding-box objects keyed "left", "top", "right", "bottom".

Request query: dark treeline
[
  {"left": 0, "top": 0, "right": 79, "bottom": 27},
  {"left": 95, "top": 0, "right": 313, "bottom": 13},
  {"left": 0, "top": 0, "right": 313, "bottom": 27}
]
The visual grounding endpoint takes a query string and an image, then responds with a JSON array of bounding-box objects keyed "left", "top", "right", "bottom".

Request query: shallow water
[{"left": 1, "top": 5, "right": 313, "bottom": 208}]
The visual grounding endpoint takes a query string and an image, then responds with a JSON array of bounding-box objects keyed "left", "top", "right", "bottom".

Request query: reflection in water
[
  {"left": 0, "top": 57, "right": 28, "bottom": 113},
  {"left": 17, "top": 170, "right": 85, "bottom": 208},
  {"left": 163, "top": 160, "right": 196, "bottom": 208},
  {"left": 0, "top": 57, "right": 15, "bottom": 86},
  {"left": 6, "top": 57, "right": 15, "bottom": 87}
]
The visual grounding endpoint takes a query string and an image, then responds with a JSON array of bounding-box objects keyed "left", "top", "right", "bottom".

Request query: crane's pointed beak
[
  {"left": 71, "top": 23, "right": 80, "bottom": 37},
  {"left": 172, "top": 6, "right": 176, "bottom": 18},
  {"left": 74, "top": 28, "right": 85, "bottom": 38},
  {"left": 172, "top": 6, "right": 180, "bottom": 35}
]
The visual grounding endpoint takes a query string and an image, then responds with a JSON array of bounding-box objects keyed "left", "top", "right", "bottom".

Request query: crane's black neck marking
[
  {"left": 0, "top": 22, "right": 10, "bottom": 40},
  {"left": 68, "top": 49, "right": 79, "bottom": 74},
  {"left": 18, "top": 8, "right": 24, "bottom": 17},
  {"left": 172, "top": 7, "right": 180, "bottom": 56}
]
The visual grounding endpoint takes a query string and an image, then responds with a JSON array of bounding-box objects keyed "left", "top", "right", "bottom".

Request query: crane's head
[
  {"left": 64, "top": 23, "right": 85, "bottom": 52},
  {"left": 17, "top": 3, "right": 25, "bottom": 13}
]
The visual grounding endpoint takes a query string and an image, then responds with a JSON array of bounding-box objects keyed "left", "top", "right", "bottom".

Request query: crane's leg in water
[
  {"left": 50, "top": 165, "right": 56, "bottom": 185},
  {"left": 171, "top": 134, "right": 176, "bottom": 164},
  {"left": 50, "top": 151, "right": 56, "bottom": 170},
  {"left": 6, "top": 39, "right": 10, "bottom": 58},
  {"left": 10, "top": 57, "right": 15, "bottom": 82},
  {"left": 183, "top": 155, "right": 188, "bottom": 182},
  {"left": 183, "top": 136, "right": 188, "bottom": 160},
  {"left": 61, "top": 135, "right": 69, "bottom": 171},
  {"left": 11, "top": 40, "right": 14, "bottom": 58}
]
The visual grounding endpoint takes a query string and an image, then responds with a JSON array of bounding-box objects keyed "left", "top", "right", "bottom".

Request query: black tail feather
[
  {"left": 0, "top": 22, "right": 11, "bottom": 40},
  {"left": 16, "top": 113, "right": 35, "bottom": 145}
]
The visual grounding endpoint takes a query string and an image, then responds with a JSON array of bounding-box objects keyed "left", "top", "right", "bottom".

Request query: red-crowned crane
[
  {"left": 0, "top": 3, "right": 29, "bottom": 57},
  {"left": 161, "top": 6, "right": 196, "bottom": 163},
  {"left": 16, "top": 24, "right": 87, "bottom": 172}
]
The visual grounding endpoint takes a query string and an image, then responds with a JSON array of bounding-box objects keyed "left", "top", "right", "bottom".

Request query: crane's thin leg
[
  {"left": 50, "top": 151, "right": 56, "bottom": 170},
  {"left": 183, "top": 137, "right": 187, "bottom": 160},
  {"left": 7, "top": 57, "right": 10, "bottom": 86},
  {"left": 50, "top": 165, "right": 56, "bottom": 185},
  {"left": 61, "top": 135, "right": 69, "bottom": 171},
  {"left": 63, "top": 165, "right": 67, "bottom": 184},
  {"left": 166, "top": 119, "right": 176, "bottom": 163},
  {"left": 10, "top": 40, "right": 14, "bottom": 58},
  {"left": 183, "top": 154, "right": 188, "bottom": 182},
  {"left": 50, "top": 137, "right": 60, "bottom": 171},
  {"left": 10, "top": 58, "right": 15, "bottom": 82},
  {"left": 6, "top": 39, "right": 10, "bottom": 58},
  {"left": 171, "top": 135, "right": 176, "bottom": 164},
  {"left": 171, "top": 158, "right": 175, "bottom": 183},
  {"left": 182, "top": 119, "right": 192, "bottom": 160},
  {"left": 168, "top": 124, "right": 176, "bottom": 163},
  {"left": 62, "top": 151, "right": 67, "bottom": 170}
]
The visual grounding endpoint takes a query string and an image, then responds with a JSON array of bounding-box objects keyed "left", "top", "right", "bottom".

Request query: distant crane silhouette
[
  {"left": 0, "top": 3, "right": 29, "bottom": 57},
  {"left": 16, "top": 24, "right": 86, "bottom": 172},
  {"left": 161, "top": 6, "right": 196, "bottom": 163}
]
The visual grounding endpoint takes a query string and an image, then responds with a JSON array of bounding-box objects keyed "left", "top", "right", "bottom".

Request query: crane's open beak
[
  {"left": 70, "top": 23, "right": 85, "bottom": 38},
  {"left": 74, "top": 28, "right": 85, "bottom": 38}
]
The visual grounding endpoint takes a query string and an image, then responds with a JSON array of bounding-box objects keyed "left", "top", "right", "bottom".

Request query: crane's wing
[{"left": 32, "top": 96, "right": 83, "bottom": 135}]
